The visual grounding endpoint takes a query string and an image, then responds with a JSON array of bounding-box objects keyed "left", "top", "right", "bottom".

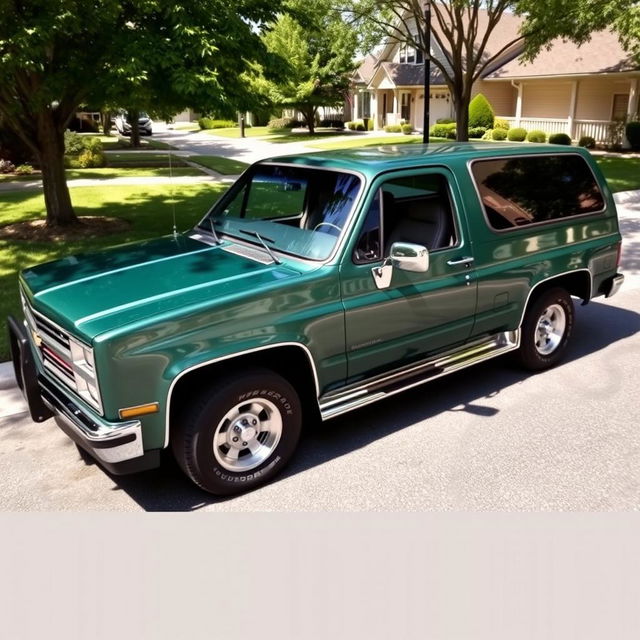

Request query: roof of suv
[{"left": 262, "top": 142, "right": 588, "bottom": 178}]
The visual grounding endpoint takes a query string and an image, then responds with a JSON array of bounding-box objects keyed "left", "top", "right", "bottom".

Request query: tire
[
  {"left": 171, "top": 369, "right": 302, "bottom": 495},
  {"left": 516, "top": 287, "right": 574, "bottom": 371}
]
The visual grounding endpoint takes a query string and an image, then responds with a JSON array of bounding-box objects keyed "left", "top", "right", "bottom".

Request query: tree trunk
[
  {"left": 36, "top": 112, "right": 78, "bottom": 227},
  {"left": 302, "top": 107, "right": 316, "bottom": 135},
  {"left": 128, "top": 108, "right": 141, "bottom": 147},
  {"left": 453, "top": 90, "right": 470, "bottom": 142},
  {"left": 101, "top": 110, "right": 112, "bottom": 136}
]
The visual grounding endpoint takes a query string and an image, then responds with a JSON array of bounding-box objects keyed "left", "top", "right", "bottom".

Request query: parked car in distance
[
  {"left": 8, "top": 143, "right": 624, "bottom": 496},
  {"left": 114, "top": 110, "right": 153, "bottom": 136}
]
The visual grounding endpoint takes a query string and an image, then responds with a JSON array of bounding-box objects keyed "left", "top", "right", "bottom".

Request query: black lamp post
[{"left": 422, "top": 1, "right": 431, "bottom": 144}]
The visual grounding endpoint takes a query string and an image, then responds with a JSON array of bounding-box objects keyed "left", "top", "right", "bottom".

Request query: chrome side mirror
[
  {"left": 372, "top": 242, "right": 429, "bottom": 289},
  {"left": 390, "top": 242, "right": 429, "bottom": 272}
]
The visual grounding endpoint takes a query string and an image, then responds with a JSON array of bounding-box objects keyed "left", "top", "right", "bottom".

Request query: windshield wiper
[{"left": 239, "top": 229, "right": 281, "bottom": 265}]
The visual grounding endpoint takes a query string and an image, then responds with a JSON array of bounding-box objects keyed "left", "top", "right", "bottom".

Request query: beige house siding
[
  {"left": 574, "top": 78, "right": 632, "bottom": 120},
  {"left": 521, "top": 81, "right": 572, "bottom": 118},
  {"left": 474, "top": 81, "right": 516, "bottom": 116}
]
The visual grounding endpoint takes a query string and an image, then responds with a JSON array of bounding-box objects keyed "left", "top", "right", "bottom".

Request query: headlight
[{"left": 69, "top": 337, "right": 103, "bottom": 411}]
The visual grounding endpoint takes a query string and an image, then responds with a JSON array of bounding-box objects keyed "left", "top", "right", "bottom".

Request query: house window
[
  {"left": 416, "top": 49, "right": 424, "bottom": 64},
  {"left": 399, "top": 44, "right": 418, "bottom": 64},
  {"left": 399, "top": 45, "right": 406, "bottom": 63},
  {"left": 401, "top": 93, "right": 411, "bottom": 121},
  {"left": 612, "top": 94, "right": 629, "bottom": 120},
  {"left": 358, "top": 92, "right": 371, "bottom": 118}
]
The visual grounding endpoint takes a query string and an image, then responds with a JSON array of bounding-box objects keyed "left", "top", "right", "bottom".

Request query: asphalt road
[{"left": 1, "top": 202, "right": 638, "bottom": 512}]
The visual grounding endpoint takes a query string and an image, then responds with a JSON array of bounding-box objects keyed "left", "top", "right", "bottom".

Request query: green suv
[{"left": 8, "top": 143, "right": 624, "bottom": 495}]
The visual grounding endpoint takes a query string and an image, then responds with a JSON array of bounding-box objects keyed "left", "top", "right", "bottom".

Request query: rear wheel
[
  {"left": 516, "top": 287, "right": 574, "bottom": 371},
  {"left": 172, "top": 369, "right": 302, "bottom": 495}
]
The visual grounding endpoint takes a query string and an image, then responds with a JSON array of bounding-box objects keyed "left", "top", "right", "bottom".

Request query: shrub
[
  {"left": 356, "top": 123, "right": 365, "bottom": 131},
  {"left": 578, "top": 135, "right": 596, "bottom": 149},
  {"left": 384, "top": 124, "right": 402, "bottom": 133},
  {"left": 625, "top": 121, "right": 640, "bottom": 150},
  {"left": 198, "top": 118, "right": 236, "bottom": 130},
  {"left": 436, "top": 118, "right": 455, "bottom": 124},
  {"left": 507, "top": 127, "right": 527, "bottom": 142},
  {"left": 78, "top": 149, "right": 106, "bottom": 168},
  {"left": 14, "top": 164, "right": 34, "bottom": 175},
  {"left": 0, "top": 159, "right": 16, "bottom": 173},
  {"left": 526, "top": 130, "right": 547, "bottom": 143},
  {"left": 64, "top": 130, "right": 85, "bottom": 155},
  {"left": 482, "top": 129, "right": 494, "bottom": 140},
  {"left": 468, "top": 93, "right": 495, "bottom": 129},
  {"left": 429, "top": 123, "right": 451, "bottom": 138},
  {"left": 549, "top": 132, "right": 572, "bottom": 145},
  {"left": 320, "top": 119, "right": 344, "bottom": 129},
  {"left": 493, "top": 118, "right": 510, "bottom": 131},
  {"left": 83, "top": 137, "right": 103, "bottom": 152},
  {"left": 401, "top": 123, "right": 413, "bottom": 135},
  {"left": 491, "top": 128, "right": 507, "bottom": 141},
  {"left": 267, "top": 117, "right": 301, "bottom": 129},
  {"left": 468, "top": 127, "right": 487, "bottom": 139}
]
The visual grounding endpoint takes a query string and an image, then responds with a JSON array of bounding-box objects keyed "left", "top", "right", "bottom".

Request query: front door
[{"left": 340, "top": 168, "right": 478, "bottom": 384}]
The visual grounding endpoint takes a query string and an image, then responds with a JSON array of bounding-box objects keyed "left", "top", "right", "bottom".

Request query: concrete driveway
[{"left": 1, "top": 196, "right": 638, "bottom": 511}]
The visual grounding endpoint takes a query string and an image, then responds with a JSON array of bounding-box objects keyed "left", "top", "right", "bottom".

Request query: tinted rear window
[{"left": 471, "top": 155, "right": 605, "bottom": 230}]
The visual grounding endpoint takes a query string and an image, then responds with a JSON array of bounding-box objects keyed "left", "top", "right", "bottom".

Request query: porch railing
[{"left": 498, "top": 116, "right": 614, "bottom": 143}]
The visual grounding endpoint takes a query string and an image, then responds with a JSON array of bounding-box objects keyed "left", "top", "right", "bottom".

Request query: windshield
[{"left": 198, "top": 164, "right": 362, "bottom": 261}]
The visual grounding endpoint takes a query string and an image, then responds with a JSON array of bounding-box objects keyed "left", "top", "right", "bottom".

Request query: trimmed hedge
[
  {"left": 401, "top": 123, "right": 413, "bottom": 134},
  {"left": 549, "top": 132, "right": 572, "bottom": 145},
  {"left": 492, "top": 128, "right": 507, "bottom": 141},
  {"left": 469, "top": 93, "right": 495, "bottom": 129},
  {"left": 493, "top": 118, "right": 510, "bottom": 131},
  {"left": 384, "top": 124, "right": 402, "bottom": 133},
  {"left": 526, "top": 130, "right": 546, "bottom": 143},
  {"left": 198, "top": 118, "right": 236, "bottom": 130},
  {"left": 267, "top": 117, "right": 302, "bottom": 130},
  {"left": 578, "top": 135, "right": 596, "bottom": 149},
  {"left": 507, "top": 127, "right": 527, "bottom": 142},
  {"left": 468, "top": 126, "right": 487, "bottom": 139},
  {"left": 625, "top": 121, "right": 640, "bottom": 150}
]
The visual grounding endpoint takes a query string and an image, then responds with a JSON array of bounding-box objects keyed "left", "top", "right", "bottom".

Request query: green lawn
[
  {"left": 0, "top": 182, "right": 225, "bottom": 360},
  {"left": 203, "top": 126, "right": 352, "bottom": 143},
  {"left": 310, "top": 135, "right": 446, "bottom": 149},
  {"left": 65, "top": 167, "right": 203, "bottom": 179},
  {"left": 187, "top": 155, "right": 249, "bottom": 175},
  {"left": 595, "top": 157, "right": 640, "bottom": 192},
  {"left": 202, "top": 126, "right": 274, "bottom": 138},
  {"left": 104, "top": 152, "right": 187, "bottom": 167}
]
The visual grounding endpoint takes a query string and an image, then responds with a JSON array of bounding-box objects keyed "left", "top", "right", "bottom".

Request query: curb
[{"left": 0, "top": 361, "right": 16, "bottom": 390}]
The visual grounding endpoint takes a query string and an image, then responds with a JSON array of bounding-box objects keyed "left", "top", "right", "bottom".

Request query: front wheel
[
  {"left": 516, "top": 287, "right": 574, "bottom": 371},
  {"left": 172, "top": 369, "right": 302, "bottom": 495}
]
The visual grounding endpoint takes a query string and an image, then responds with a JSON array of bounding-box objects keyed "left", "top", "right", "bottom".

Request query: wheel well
[
  {"left": 168, "top": 346, "right": 320, "bottom": 436},
  {"left": 528, "top": 271, "right": 591, "bottom": 308}
]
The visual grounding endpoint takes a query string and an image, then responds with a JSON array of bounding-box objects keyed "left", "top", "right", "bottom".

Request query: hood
[{"left": 21, "top": 235, "right": 301, "bottom": 341}]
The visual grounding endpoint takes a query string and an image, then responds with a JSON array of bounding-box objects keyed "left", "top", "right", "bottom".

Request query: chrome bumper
[{"left": 8, "top": 314, "right": 144, "bottom": 465}]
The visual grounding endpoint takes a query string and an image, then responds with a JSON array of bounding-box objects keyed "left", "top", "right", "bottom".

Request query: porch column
[
  {"left": 370, "top": 92, "right": 378, "bottom": 130},
  {"left": 354, "top": 91, "right": 360, "bottom": 121},
  {"left": 628, "top": 78, "right": 639, "bottom": 118},
  {"left": 567, "top": 80, "right": 578, "bottom": 138},
  {"left": 393, "top": 89, "right": 399, "bottom": 124},
  {"left": 514, "top": 81, "right": 523, "bottom": 128}
]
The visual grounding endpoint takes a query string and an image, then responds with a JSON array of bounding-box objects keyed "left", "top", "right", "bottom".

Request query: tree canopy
[
  {"left": 0, "top": 0, "right": 283, "bottom": 226},
  {"left": 258, "top": 0, "right": 359, "bottom": 133}
]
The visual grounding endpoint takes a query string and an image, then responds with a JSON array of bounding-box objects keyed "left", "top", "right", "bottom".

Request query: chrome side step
[{"left": 319, "top": 330, "right": 520, "bottom": 420}]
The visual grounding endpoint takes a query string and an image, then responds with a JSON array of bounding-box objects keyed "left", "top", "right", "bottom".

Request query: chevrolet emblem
[{"left": 31, "top": 330, "right": 42, "bottom": 347}]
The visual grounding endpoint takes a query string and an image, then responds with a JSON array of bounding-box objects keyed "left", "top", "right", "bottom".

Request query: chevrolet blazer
[{"left": 8, "top": 143, "right": 624, "bottom": 495}]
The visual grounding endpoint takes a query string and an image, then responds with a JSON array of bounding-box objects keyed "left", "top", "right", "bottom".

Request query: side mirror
[
  {"left": 371, "top": 242, "right": 429, "bottom": 289},
  {"left": 390, "top": 242, "right": 429, "bottom": 272}
]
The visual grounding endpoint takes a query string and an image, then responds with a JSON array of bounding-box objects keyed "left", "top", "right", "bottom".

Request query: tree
[
  {"left": 0, "top": 0, "right": 282, "bottom": 227},
  {"left": 259, "top": 1, "right": 359, "bottom": 134},
  {"left": 346, "top": 0, "right": 640, "bottom": 141}
]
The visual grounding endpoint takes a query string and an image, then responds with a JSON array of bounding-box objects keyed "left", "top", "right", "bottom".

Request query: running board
[{"left": 319, "top": 330, "right": 520, "bottom": 421}]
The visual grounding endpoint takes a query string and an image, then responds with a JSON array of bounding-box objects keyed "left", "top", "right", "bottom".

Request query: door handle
[{"left": 446, "top": 256, "right": 474, "bottom": 266}]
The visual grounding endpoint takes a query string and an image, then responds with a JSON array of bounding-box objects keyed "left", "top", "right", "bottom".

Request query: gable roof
[
  {"left": 486, "top": 30, "right": 639, "bottom": 79},
  {"left": 373, "top": 62, "right": 445, "bottom": 87}
]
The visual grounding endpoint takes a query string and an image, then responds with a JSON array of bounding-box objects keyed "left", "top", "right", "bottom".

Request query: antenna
[{"left": 169, "top": 150, "right": 177, "bottom": 237}]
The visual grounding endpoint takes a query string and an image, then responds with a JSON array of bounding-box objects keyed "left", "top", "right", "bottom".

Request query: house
[{"left": 351, "top": 11, "right": 640, "bottom": 144}]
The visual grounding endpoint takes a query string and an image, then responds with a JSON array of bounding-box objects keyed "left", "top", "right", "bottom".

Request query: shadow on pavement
[{"left": 102, "top": 298, "right": 639, "bottom": 511}]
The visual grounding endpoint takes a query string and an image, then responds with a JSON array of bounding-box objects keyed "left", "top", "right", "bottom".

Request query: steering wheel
[{"left": 313, "top": 222, "right": 342, "bottom": 234}]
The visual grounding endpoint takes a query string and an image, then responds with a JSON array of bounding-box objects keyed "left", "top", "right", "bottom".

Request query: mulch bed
[{"left": 0, "top": 216, "right": 131, "bottom": 241}]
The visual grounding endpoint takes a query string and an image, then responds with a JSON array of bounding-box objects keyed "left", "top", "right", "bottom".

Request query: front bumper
[{"left": 7, "top": 315, "right": 160, "bottom": 475}]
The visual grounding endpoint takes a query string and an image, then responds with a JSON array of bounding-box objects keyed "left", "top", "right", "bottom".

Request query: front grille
[{"left": 21, "top": 291, "right": 103, "bottom": 414}]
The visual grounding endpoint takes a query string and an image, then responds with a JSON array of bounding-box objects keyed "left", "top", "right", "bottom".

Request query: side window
[
  {"left": 382, "top": 173, "right": 457, "bottom": 255},
  {"left": 471, "top": 155, "right": 605, "bottom": 230},
  {"left": 353, "top": 173, "right": 457, "bottom": 264}
]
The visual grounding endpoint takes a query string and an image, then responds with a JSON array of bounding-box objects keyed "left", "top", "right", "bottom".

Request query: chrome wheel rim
[
  {"left": 534, "top": 303, "right": 566, "bottom": 355},
  {"left": 213, "top": 398, "right": 283, "bottom": 472}
]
